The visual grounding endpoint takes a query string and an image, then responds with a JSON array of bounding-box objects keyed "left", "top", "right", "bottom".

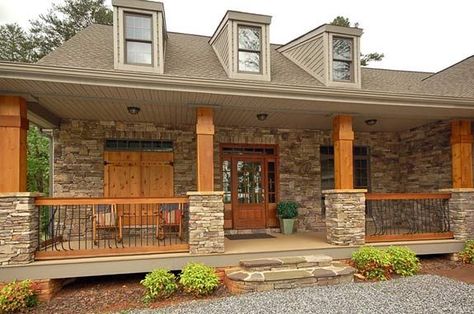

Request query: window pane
[
  {"left": 239, "top": 27, "right": 261, "bottom": 51},
  {"left": 126, "top": 41, "right": 152, "bottom": 64},
  {"left": 125, "top": 14, "right": 152, "bottom": 41},
  {"left": 333, "top": 60, "right": 352, "bottom": 81},
  {"left": 333, "top": 38, "right": 352, "bottom": 60},
  {"left": 238, "top": 51, "right": 260, "bottom": 72}
]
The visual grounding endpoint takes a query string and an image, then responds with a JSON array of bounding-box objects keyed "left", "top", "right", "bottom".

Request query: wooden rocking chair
[
  {"left": 156, "top": 203, "right": 185, "bottom": 240},
  {"left": 92, "top": 204, "right": 118, "bottom": 245}
]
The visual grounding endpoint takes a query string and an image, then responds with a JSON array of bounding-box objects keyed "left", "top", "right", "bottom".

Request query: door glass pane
[
  {"left": 222, "top": 160, "right": 231, "bottom": 204},
  {"left": 237, "top": 161, "right": 263, "bottom": 204}
]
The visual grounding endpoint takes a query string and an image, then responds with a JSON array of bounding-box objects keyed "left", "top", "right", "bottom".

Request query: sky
[{"left": 0, "top": 0, "right": 473, "bottom": 73}]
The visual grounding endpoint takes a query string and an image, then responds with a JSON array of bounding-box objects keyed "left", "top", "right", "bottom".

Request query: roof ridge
[
  {"left": 362, "top": 67, "right": 433, "bottom": 75},
  {"left": 421, "top": 54, "right": 474, "bottom": 81}
]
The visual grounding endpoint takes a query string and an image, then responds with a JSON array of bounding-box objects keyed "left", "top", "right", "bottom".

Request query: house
[{"left": 0, "top": 0, "right": 473, "bottom": 293}]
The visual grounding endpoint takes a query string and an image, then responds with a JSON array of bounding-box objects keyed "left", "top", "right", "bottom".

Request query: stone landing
[{"left": 224, "top": 255, "right": 355, "bottom": 293}]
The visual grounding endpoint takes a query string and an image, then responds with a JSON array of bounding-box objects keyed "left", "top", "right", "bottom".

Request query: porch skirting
[{"left": 323, "top": 189, "right": 367, "bottom": 246}]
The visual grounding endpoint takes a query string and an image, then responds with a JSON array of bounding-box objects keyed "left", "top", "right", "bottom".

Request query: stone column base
[
  {"left": 323, "top": 189, "right": 367, "bottom": 246},
  {"left": 0, "top": 193, "right": 40, "bottom": 265},
  {"left": 440, "top": 188, "right": 474, "bottom": 240},
  {"left": 187, "top": 191, "right": 224, "bottom": 254}
]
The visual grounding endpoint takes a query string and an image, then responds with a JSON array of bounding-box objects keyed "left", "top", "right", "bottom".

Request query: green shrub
[
  {"left": 386, "top": 246, "right": 420, "bottom": 276},
  {"left": 277, "top": 201, "right": 299, "bottom": 219},
  {"left": 179, "top": 263, "right": 219, "bottom": 296},
  {"left": 351, "top": 246, "right": 393, "bottom": 280},
  {"left": 459, "top": 240, "right": 474, "bottom": 264},
  {"left": 0, "top": 280, "right": 37, "bottom": 313},
  {"left": 140, "top": 269, "right": 177, "bottom": 302}
]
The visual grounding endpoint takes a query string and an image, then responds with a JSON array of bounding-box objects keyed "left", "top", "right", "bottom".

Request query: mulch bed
[
  {"left": 25, "top": 256, "right": 473, "bottom": 313},
  {"left": 27, "top": 273, "right": 229, "bottom": 314}
]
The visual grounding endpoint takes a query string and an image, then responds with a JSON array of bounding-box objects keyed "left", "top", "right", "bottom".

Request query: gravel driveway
[{"left": 132, "top": 275, "right": 474, "bottom": 314}]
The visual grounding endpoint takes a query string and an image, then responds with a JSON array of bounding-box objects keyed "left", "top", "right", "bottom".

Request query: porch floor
[{"left": 224, "top": 232, "right": 331, "bottom": 254}]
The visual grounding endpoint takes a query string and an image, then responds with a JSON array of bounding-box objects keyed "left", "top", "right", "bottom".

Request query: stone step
[
  {"left": 239, "top": 254, "right": 333, "bottom": 271},
  {"left": 225, "top": 255, "right": 355, "bottom": 294}
]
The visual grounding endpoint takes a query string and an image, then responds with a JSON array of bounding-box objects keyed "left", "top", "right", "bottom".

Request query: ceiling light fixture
[
  {"left": 365, "top": 119, "right": 377, "bottom": 126},
  {"left": 127, "top": 106, "right": 141, "bottom": 115},
  {"left": 256, "top": 113, "right": 268, "bottom": 121}
]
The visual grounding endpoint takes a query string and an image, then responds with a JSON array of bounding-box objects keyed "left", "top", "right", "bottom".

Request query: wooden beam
[
  {"left": 196, "top": 107, "right": 215, "bottom": 191},
  {"left": 451, "top": 120, "right": 473, "bottom": 188},
  {"left": 0, "top": 96, "right": 28, "bottom": 192},
  {"left": 332, "top": 115, "right": 354, "bottom": 189}
]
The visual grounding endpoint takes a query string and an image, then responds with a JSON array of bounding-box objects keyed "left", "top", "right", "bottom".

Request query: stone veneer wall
[
  {"left": 0, "top": 193, "right": 39, "bottom": 265},
  {"left": 53, "top": 119, "right": 457, "bottom": 233},
  {"left": 399, "top": 120, "right": 452, "bottom": 192},
  {"left": 53, "top": 120, "right": 196, "bottom": 197},
  {"left": 215, "top": 127, "right": 401, "bottom": 232}
]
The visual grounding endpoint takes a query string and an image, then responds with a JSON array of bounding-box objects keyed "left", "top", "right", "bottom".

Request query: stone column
[
  {"left": 187, "top": 191, "right": 224, "bottom": 254},
  {"left": 442, "top": 189, "right": 474, "bottom": 240},
  {"left": 0, "top": 193, "right": 39, "bottom": 265},
  {"left": 323, "top": 189, "right": 367, "bottom": 246}
]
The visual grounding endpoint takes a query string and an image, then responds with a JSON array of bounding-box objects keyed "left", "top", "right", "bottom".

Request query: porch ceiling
[{"left": 1, "top": 67, "right": 474, "bottom": 131}]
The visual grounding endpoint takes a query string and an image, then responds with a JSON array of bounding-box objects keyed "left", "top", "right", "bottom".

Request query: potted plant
[{"left": 277, "top": 201, "right": 299, "bottom": 234}]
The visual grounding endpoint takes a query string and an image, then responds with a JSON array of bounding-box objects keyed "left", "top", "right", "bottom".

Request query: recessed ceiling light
[
  {"left": 256, "top": 113, "right": 268, "bottom": 121},
  {"left": 127, "top": 106, "right": 141, "bottom": 115}
]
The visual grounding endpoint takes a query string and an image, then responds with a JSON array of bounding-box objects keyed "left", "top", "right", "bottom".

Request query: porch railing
[
  {"left": 35, "top": 197, "right": 189, "bottom": 260},
  {"left": 365, "top": 193, "right": 453, "bottom": 242}
]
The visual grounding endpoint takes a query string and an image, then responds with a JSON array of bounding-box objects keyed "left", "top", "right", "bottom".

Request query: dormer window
[
  {"left": 238, "top": 26, "right": 262, "bottom": 73},
  {"left": 124, "top": 13, "right": 153, "bottom": 65},
  {"left": 332, "top": 37, "right": 353, "bottom": 81},
  {"left": 210, "top": 11, "right": 271, "bottom": 81},
  {"left": 112, "top": 0, "right": 166, "bottom": 73}
]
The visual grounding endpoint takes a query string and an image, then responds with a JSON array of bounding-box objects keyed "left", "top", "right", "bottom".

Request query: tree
[
  {"left": 27, "top": 125, "right": 50, "bottom": 194},
  {"left": 330, "top": 16, "right": 385, "bottom": 66},
  {"left": 0, "top": 23, "right": 37, "bottom": 62},
  {"left": 29, "top": 0, "right": 113, "bottom": 60}
]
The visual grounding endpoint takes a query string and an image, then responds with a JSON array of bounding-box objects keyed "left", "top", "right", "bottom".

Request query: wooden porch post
[
  {"left": 333, "top": 115, "right": 354, "bottom": 189},
  {"left": 451, "top": 120, "right": 473, "bottom": 188},
  {"left": 0, "top": 96, "right": 28, "bottom": 192},
  {"left": 196, "top": 107, "right": 214, "bottom": 191}
]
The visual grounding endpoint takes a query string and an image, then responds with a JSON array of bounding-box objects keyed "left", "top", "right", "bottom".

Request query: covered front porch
[{"left": 1, "top": 63, "right": 474, "bottom": 268}]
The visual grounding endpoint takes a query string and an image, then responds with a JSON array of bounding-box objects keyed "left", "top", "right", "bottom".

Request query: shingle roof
[{"left": 37, "top": 24, "right": 474, "bottom": 98}]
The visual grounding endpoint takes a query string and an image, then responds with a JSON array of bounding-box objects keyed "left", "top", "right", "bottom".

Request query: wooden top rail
[
  {"left": 35, "top": 196, "right": 189, "bottom": 206},
  {"left": 365, "top": 193, "right": 451, "bottom": 201}
]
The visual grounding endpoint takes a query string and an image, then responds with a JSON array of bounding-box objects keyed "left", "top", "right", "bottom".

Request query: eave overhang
[{"left": 0, "top": 62, "right": 474, "bottom": 114}]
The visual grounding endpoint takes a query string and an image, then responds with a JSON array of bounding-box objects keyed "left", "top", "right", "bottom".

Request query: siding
[
  {"left": 212, "top": 24, "right": 230, "bottom": 73},
  {"left": 281, "top": 35, "right": 326, "bottom": 83}
]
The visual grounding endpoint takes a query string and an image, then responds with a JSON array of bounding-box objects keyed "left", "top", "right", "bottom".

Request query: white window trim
[
  {"left": 327, "top": 33, "right": 361, "bottom": 88},
  {"left": 236, "top": 25, "right": 263, "bottom": 74},
  {"left": 114, "top": 7, "right": 163, "bottom": 73}
]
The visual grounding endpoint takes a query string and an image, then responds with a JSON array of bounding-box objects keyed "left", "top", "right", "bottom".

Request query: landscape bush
[
  {"left": 277, "top": 201, "right": 299, "bottom": 219},
  {"left": 140, "top": 268, "right": 177, "bottom": 302},
  {"left": 0, "top": 279, "right": 37, "bottom": 313},
  {"left": 352, "top": 246, "right": 421, "bottom": 280},
  {"left": 179, "top": 263, "right": 219, "bottom": 296},
  {"left": 351, "top": 246, "right": 393, "bottom": 280},
  {"left": 459, "top": 240, "right": 474, "bottom": 264},
  {"left": 386, "top": 246, "right": 421, "bottom": 276}
]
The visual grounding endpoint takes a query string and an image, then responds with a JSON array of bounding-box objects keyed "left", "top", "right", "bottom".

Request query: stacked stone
[
  {"left": 187, "top": 192, "right": 224, "bottom": 254},
  {"left": 446, "top": 189, "right": 474, "bottom": 240},
  {"left": 224, "top": 255, "right": 355, "bottom": 293},
  {"left": 323, "top": 190, "right": 366, "bottom": 246},
  {"left": 0, "top": 193, "right": 39, "bottom": 265}
]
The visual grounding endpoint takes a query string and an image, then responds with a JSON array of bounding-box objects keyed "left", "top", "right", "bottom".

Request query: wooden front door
[
  {"left": 232, "top": 157, "right": 266, "bottom": 229},
  {"left": 104, "top": 151, "right": 174, "bottom": 224}
]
